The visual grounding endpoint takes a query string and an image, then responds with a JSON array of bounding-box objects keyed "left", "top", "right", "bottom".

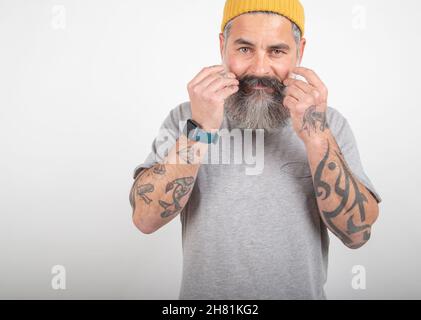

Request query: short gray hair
[{"left": 223, "top": 11, "right": 302, "bottom": 56}]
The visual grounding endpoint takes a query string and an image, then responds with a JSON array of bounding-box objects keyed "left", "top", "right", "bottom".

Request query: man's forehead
[{"left": 228, "top": 12, "right": 293, "bottom": 37}]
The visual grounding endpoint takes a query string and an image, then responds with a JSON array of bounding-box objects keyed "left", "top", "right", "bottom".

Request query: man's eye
[
  {"left": 239, "top": 47, "right": 251, "bottom": 54},
  {"left": 272, "top": 49, "right": 286, "bottom": 55}
]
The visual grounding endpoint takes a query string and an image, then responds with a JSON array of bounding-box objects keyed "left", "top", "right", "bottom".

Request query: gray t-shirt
[{"left": 132, "top": 101, "right": 382, "bottom": 300}]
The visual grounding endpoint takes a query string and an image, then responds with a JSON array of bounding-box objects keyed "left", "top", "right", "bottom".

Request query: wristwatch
[{"left": 183, "top": 119, "right": 219, "bottom": 144}]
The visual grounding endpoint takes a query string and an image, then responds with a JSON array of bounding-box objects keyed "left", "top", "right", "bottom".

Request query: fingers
[
  {"left": 215, "top": 84, "right": 239, "bottom": 100},
  {"left": 292, "top": 67, "right": 326, "bottom": 93},
  {"left": 283, "top": 68, "right": 328, "bottom": 113},
  {"left": 189, "top": 65, "right": 238, "bottom": 98},
  {"left": 189, "top": 65, "right": 225, "bottom": 86},
  {"left": 207, "top": 76, "right": 239, "bottom": 93},
  {"left": 283, "top": 95, "right": 298, "bottom": 109},
  {"left": 284, "top": 78, "right": 321, "bottom": 103},
  {"left": 284, "top": 78, "right": 313, "bottom": 94},
  {"left": 285, "top": 85, "right": 307, "bottom": 101},
  {"left": 187, "top": 65, "right": 240, "bottom": 106},
  {"left": 200, "top": 71, "right": 236, "bottom": 88}
]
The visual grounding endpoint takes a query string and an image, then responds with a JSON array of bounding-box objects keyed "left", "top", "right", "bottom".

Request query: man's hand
[
  {"left": 187, "top": 65, "right": 239, "bottom": 131},
  {"left": 283, "top": 67, "right": 329, "bottom": 142}
]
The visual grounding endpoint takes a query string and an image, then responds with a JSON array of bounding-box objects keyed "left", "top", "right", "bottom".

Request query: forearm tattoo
[
  {"left": 314, "top": 140, "right": 371, "bottom": 247},
  {"left": 301, "top": 106, "right": 329, "bottom": 136},
  {"left": 159, "top": 177, "right": 195, "bottom": 218}
]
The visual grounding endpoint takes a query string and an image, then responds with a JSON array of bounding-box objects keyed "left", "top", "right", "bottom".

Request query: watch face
[
  {"left": 188, "top": 119, "right": 201, "bottom": 129},
  {"left": 187, "top": 119, "right": 196, "bottom": 132},
  {"left": 185, "top": 119, "right": 217, "bottom": 144},
  {"left": 186, "top": 119, "right": 198, "bottom": 140}
]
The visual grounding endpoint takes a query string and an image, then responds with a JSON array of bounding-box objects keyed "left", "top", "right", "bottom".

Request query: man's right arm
[
  {"left": 130, "top": 65, "right": 239, "bottom": 234},
  {"left": 130, "top": 134, "right": 209, "bottom": 234}
]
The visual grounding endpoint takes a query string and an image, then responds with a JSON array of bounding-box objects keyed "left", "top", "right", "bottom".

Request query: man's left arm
[{"left": 283, "top": 67, "right": 379, "bottom": 249}]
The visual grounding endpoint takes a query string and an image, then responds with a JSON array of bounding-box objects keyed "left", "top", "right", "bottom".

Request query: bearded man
[{"left": 129, "top": 0, "right": 382, "bottom": 300}]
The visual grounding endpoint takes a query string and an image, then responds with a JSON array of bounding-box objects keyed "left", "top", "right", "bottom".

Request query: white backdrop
[{"left": 1, "top": 0, "right": 420, "bottom": 299}]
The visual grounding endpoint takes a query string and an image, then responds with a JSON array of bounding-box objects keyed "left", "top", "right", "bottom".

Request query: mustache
[
  {"left": 237, "top": 75, "right": 286, "bottom": 94},
  {"left": 224, "top": 74, "right": 291, "bottom": 132}
]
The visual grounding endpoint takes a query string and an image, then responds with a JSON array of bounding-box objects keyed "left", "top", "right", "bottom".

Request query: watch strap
[{"left": 184, "top": 119, "right": 219, "bottom": 144}]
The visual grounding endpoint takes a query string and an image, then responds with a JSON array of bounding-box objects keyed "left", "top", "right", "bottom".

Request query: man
[{"left": 129, "top": 0, "right": 382, "bottom": 300}]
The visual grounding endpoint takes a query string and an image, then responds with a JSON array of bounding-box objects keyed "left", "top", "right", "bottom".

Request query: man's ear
[
  {"left": 219, "top": 33, "right": 225, "bottom": 60},
  {"left": 298, "top": 37, "right": 307, "bottom": 65}
]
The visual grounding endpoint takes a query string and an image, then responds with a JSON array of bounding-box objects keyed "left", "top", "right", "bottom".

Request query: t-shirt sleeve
[
  {"left": 329, "top": 108, "right": 382, "bottom": 204},
  {"left": 132, "top": 102, "right": 191, "bottom": 179}
]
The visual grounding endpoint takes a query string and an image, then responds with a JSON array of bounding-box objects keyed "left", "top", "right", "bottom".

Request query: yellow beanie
[{"left": 221, "top": 0, "right": 305, "bottom": 36}]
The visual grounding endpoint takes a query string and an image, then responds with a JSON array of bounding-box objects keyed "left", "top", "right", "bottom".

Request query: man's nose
[{"left": 249, "top": 52, "right": 272, "bottom": 77}]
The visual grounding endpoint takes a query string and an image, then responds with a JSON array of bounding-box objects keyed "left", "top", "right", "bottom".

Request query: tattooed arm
[
  {"left": 283, "top": 67, "right": 379, "bottom": 249},
  {"left": 303, "top": 125, "right": 379, "bottom": 249},
  {"left": 129, "top": 134, "right": 209, "bottom": 234}
]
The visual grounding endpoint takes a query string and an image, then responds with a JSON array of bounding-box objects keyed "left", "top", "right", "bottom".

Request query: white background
[{"left": 0, "top": 0, "right": 420, "bottom": 299}]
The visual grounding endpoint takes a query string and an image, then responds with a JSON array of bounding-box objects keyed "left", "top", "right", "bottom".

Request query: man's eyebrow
[
  {"left": 233, "top": 38, "right": 290, "bottom": 51},
  {"left": 233, "top": 38, "right": 255, "bottom": 47},
  {"left": 268, "top": 43, "right": 291, "bottom": 51}
]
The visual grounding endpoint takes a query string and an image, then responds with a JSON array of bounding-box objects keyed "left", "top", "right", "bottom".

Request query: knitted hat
[{"left": 221, "top": 0, "right": 305, "bottom": 36}]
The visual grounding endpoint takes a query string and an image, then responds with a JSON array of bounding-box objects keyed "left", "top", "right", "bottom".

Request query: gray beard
[{"left": 224, "top": 75, "right": 290, "bottom": 133}]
